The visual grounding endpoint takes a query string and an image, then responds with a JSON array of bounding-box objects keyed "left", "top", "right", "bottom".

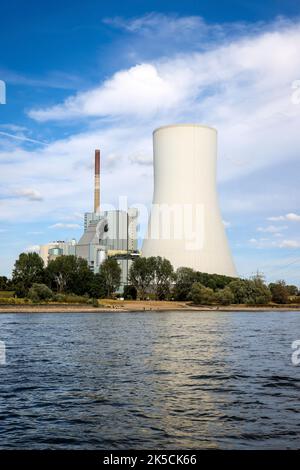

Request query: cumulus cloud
[
  {"left": 268, "top": 212, "right": 300, "bottom": 222},
  {"left": 27, "top": 18, "right": 300, "bottom": 185},
  {"left": 29, "top": 63, "right": 186, "bottom": 121}
]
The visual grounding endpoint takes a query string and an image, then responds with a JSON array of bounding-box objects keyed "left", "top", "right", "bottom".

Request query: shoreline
[{"left": 0, "top": 301, "right": 299, "bottom": 314}]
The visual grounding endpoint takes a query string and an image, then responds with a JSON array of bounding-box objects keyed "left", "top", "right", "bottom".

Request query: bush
[
  {"left": 53, "top": 293, "right": 66, "bottom": 302},
  {"left": 52, "top": 293, "right": 91, "bottom": 304},
  {"left": 123, "top": 285, "right": 137, "bottom": 300},
  {"left": 0, "top": 291, "right": 15, "bottom": 298},
  {"left": 0, "top": 297, "right": 30, "bottom": 305},
  {"left": 28, "top": 283, "right": 53, "bottom": 302},
  {"left": 189, "top": 283, "right": 215, "bottom": 305},
  {"left": 215, "top": 287, "right": 234, "bottom": 305},
  {"left": 269, "top": 281, "right": 290, "bottom": 304}
]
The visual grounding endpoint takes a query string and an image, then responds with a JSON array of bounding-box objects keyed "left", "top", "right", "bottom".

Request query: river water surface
[{"left": 0, "top": 310, "right": 299, "bottom": 449}]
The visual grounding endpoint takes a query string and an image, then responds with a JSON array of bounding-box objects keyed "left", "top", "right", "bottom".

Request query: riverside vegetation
[{"left": 0, "top": 252, "right": 299, "bottom": 307}]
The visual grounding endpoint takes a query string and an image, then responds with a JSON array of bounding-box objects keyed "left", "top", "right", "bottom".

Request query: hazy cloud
[
  {"left": 49, "top": 223, "right": 81, "bottom": 229},
  {"left": 15, "top": 188, "right": 43, "bottom": 201}
]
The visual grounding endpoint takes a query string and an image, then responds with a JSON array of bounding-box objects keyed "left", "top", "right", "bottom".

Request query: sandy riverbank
[{"left": 0, "top": 300, "right": 299, "bottom": 313}]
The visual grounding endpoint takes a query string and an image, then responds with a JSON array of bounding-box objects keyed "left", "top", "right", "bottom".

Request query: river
[{"left": 0, "top": 310, "right": 299, "bottom": 449}]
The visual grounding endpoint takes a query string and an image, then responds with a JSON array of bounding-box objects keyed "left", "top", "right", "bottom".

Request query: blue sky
[{"left": 0, "top": 0, "right": 300, "bottom": 284}]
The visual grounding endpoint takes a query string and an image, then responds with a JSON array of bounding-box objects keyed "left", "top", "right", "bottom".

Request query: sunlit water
[{"left": 0, "top": 311, "right": 299, "bottom": 449}]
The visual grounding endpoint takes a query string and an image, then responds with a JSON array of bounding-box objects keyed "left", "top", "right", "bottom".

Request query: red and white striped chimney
[{"left": 94, "top": 149, "right": 100, "bottom": 213}]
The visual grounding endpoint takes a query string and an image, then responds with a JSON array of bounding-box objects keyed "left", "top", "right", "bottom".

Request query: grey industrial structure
[
  {"left": 76, "top": 208, "right": 139, "bottom": 289},
  {"left": 39, "top": 149, "right": 139, "bottom": 292}
]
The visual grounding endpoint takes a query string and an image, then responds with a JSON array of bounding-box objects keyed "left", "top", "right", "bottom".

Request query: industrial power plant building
[
  {"left": 75, "top": 150, "right": 139, "bottom": 289},
  {"left": 142, "top": 124, "right": 237, "bottom": 277},
  {"left": 39, "top": 123, "right": 236, "bottom": 289},
  {"left": 40, "top": 239, "right": 77, "bottom": 267}
]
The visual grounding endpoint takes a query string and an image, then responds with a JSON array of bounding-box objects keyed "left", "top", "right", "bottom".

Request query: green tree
[
  {"left": 173, "top": 267, "right": 198, "bottom": 300},
  {"left": 99, "top": 258, "right": 121, "bottom": 298},
  {"left": 152, "top": 256, "right": 175, "bottom": 300},
  {"left": 227, "top": 279, "right": 250, "bottom": 304},
  {"left": 195, "top": 272, "right": 236, "bottom": 291},
  {"left": 12, "top": 252, "right": 44, "bottom": 296},
  {"left": 286, "top": 285, "right": 298, "bottom": 296},
  {"left": 215, "top": 287, "right": 234, "bottom": 305},
  {"left": 88, "top": 272, "right": 107, "bottom": 298},
  {"left": 269, "top": 281, "right": 290, "bottom": 304},
  {"left": 28, "top": 283, "right": 53, "bottom": 302},
  {"left": 189, "top": 283, "right": 215, "bottom": 305},
  {"left": 227, "top": 275, "right": 271, "bottom": 305},
  {"left": 46, "top": 255, "right": 93, "bottom": 295},
  {"left": 129, "top": 257, "right": 156, "bottom": 300},
  {"left": 0, "top": 276, "right": 9, "bottom": 290},
  {"left": 123, "top": 285, "right": 137, "bottom": 300},
  {"left": 249, "top": 274, "right": 272, "bottom": 305}
]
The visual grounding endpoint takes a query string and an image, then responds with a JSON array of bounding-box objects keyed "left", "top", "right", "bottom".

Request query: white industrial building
[
  {"left": 142, "top": 124, "right": 237, "bottom": 277},
  {"left": 76, "top": 208, "right": 139, "bottom": 287},
  {"left": 76, "top": 150, "right": 139, "bottom": 290},
  {"left": 39, "top": 239, "right": 77, "bottom": 267},
  {"left": 39, "top": 149, "right": 139, "bottom": 291}
]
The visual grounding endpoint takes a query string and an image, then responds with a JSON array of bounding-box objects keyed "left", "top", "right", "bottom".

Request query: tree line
[{"left": 0, "top": 252, "right": 299, "bottom": 305}]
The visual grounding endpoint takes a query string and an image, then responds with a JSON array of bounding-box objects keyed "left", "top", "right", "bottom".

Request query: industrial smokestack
[{"left": 94, "top": 149, "right": 100, "bottom": 213}]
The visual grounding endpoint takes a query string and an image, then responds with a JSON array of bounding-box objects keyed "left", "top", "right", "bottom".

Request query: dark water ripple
[{"left": 0, "top": 310, "right": 299, "bottom": 449}]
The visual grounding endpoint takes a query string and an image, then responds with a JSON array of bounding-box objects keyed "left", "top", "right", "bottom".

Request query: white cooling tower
[{"left": 142, "top": 124, "right": 237, "bottom": 277}]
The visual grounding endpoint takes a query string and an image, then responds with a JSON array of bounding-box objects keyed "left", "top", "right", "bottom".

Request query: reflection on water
[{"left": 0, "top": 311, "right": 299, "bottom": 449}]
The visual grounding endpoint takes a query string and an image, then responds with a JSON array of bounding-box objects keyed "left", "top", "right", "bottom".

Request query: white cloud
[
  {"left": 249, "top": 237, "right": 300, "bottom": 249},
  {"left": 0, "top": 130, "right": 46, "bottom": 145},
  {"left": 257, "top": 225, "right": 288, "bottom": 233},
  {"left": 29, "top": 63, "right": 186, "bottom": 121},
  {"left": 49, "top": 223, "right": 81, "bottom": 229},
  {"left": 279, "top": 239, "right": 300, "bottom": 248},
  {"left": 15, "top": 188, "right": 43, "bottom": 201},
  {"left": 129, "top": 151, "right": 152, "bottom": 166},
  {"left": 104, "top": 13, "right": 205, "bottom": 33},
  {"left": 286, "top": 212, "right": 300, "bottom": 221},
  {"left": 26, "top": 18, "right": 300, "bottom": 184},
  {"left": 268, "top": 212, "right": 300, "bottom": 222},
  {"left": 25, "top": 244, "right": 40, "bottom": 253},
  {"left": 267, "top": 215, "right": 286, "bottom": 221}
]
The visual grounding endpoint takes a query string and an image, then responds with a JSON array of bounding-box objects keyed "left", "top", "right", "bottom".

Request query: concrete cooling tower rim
[{"left": 153, "top": 123, "right": 217, "bottom": 135}]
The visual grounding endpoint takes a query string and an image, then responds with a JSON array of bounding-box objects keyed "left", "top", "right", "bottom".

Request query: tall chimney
[{"left": 94, "top": 149, "right": 100, "bottom": 213}]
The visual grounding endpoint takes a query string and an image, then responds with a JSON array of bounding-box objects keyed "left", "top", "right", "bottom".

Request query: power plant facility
[
  {"left": 75, "top": 150, "right": 139, "bottom": 289},
  {"left": 142, "top": 124, "right": 237, "bottom": 277},
  {"left": 39, "top": 123, "right": 236, "bottom": 291},
  {"left": 40, "top": 239, "right": 77, "bottom": 267}
]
